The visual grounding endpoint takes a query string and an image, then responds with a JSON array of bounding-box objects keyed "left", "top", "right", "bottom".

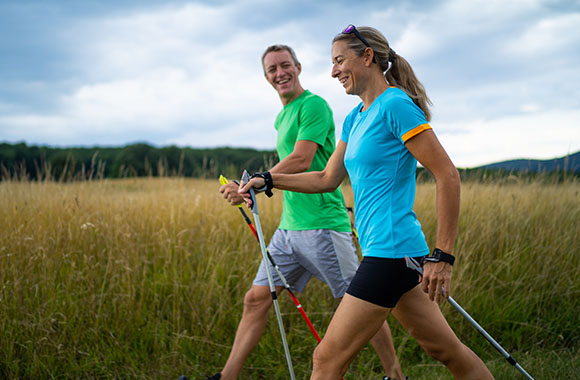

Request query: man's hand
[
  {"left": 219, "top": 181, "right": 245, "bottom": 206},
  {"left": 421, "top": 261, "right": 452, "bottom": 303}
]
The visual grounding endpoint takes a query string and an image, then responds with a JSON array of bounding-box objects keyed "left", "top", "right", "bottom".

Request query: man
[{"left": 181, "top": 45, "right": 405, "bottom": 380}]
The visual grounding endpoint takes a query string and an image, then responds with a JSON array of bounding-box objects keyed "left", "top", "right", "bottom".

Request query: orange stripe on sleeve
[{"left": 402, "top": 123, "right": 432, "bottom": 143}]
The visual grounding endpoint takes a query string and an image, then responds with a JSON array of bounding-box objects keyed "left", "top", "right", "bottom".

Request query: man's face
[{"left": 263, "top": 50, "right": 302, "bottom": 101}]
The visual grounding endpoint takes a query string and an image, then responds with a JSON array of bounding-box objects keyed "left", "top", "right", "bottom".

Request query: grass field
[{"left": 0, "top": 177, "right": 579, "bottom": 379}]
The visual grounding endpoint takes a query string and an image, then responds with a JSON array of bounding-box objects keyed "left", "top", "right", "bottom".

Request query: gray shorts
[{"left": 253, "top": 229, "right": 359, "bottom": 298}]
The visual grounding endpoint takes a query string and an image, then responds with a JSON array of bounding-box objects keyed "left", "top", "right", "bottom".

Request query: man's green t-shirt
[{"left": 275, "top": 90, "right": 351, "bottom": 232}]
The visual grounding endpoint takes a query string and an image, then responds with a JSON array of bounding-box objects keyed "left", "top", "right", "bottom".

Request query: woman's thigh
[
  {"left": 392, "top": 286, "right": 462, "bottom": 359},
  {"left": 314, "top": 293, "right": 392, "bottom": 367}
]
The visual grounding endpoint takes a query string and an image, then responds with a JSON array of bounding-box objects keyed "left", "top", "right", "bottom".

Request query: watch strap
[{"left": 422, "top": 248, "right": 455, "bottom": 266}]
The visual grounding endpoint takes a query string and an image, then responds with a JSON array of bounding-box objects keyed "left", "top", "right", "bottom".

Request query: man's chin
[{"left": 277, "top": 87, "right": 292, "bottom": 95}]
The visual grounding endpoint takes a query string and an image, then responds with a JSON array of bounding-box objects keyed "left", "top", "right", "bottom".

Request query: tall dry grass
[{"left": 0, "top": 177, "right": 578, "bottom": 379}]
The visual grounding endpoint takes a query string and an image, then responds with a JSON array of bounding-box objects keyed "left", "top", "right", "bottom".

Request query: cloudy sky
[{"left": 1, "top": 0, "right": 579, "bottom": 168}]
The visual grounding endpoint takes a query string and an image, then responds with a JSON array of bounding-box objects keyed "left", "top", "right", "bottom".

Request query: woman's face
[{"left": 331, "top": 40, "right": 366, "bottom": 96}]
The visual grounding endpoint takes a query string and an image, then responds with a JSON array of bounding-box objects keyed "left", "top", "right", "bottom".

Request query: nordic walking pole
[
  {"left": 241, "top": 170, "right": 296, "bottom": 380},
  {"left": 220, "top": 175, "right": 322, "bottom": 342},
  {"left": 404, "top": 257, "right": 535, "bottom": 380},
  {"left": 446, "top": 297, "right": 535, "bottom": 380}
]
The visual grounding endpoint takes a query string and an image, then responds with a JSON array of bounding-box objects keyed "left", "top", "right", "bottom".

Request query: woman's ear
[{"left": 364, "top": 47, "right": 375, "bottom": 67}]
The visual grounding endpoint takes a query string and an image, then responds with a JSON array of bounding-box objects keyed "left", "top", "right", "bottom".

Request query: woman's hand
[
  {"left": 238, "top": 176, "right": 266, "bottom": 208},
  {"left": 421, "top": 261, "right": 452, "bottom": 303}
]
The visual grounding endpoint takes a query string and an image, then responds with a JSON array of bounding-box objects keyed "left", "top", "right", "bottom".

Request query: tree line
[
  {"left": 1, "top": 142, "right": 577, "bottom": 183},
  {"left": 0, "top": 142, "right": 278, "bottom": 181}
]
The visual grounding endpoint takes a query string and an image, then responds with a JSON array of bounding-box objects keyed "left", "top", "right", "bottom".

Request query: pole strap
[{"left": 251, "top": 171, "right": 274, "bottom": 197}]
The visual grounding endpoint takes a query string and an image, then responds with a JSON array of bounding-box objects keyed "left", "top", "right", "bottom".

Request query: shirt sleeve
[
  {"left": 388, "top": 94, "right": 431, "bottom": 143},
  {"left": 296, "top": 95, "right": 333, "bottom": 146}
]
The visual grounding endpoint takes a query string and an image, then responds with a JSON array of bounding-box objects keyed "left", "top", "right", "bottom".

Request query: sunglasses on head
[{"left": 342, "top": 24, "right": 376, "bottom": 63}]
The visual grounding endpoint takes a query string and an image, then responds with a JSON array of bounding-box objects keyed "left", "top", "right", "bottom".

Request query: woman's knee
[{"left": 422, "top": 339, "right": 464, "bottom": 365}]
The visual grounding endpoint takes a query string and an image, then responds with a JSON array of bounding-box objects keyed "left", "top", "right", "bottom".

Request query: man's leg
[
  {"left": 218, "top": 229, "right": 295, "bottom": 379},
  {"left": 219, "top": 284, "right": 283, "bottom": 380}
]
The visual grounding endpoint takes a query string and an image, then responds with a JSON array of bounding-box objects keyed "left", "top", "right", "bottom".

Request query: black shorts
[{"left": 346, "top": 256, "right": 424, "bottom": 308}]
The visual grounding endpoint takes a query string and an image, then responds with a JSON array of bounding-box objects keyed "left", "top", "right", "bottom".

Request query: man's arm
[{"left": 270, "top": 140, "right": 319, "bottom": 174}]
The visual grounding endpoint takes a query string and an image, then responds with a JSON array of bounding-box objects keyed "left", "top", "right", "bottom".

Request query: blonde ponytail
[{"left": 385, "top": 53, "right": 432, "bottom": 121}]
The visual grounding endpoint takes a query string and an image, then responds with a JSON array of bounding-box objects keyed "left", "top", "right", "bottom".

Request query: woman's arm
[
  {"left": 219, "top": 140, "right": 318, "bottom": 206},
  {"left": 239, "top": 141, "right": 348, "bottom": 201},
  {"left": 405, "top": 129, "right": 461, "bottom": 303}
]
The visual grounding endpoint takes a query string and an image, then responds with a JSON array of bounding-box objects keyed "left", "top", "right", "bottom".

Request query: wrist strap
[{"left": 251, "top": 171, "right": 274, "bottom": 198}]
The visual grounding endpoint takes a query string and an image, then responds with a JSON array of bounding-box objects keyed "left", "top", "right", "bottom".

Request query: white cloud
[
  {"left": 168, "top": 116, "right": 277, "bottom": 149},
  {"left": 438, "top": 108, "right": 580, "bottom": 167},
  {"left": 0, "top": 114, "right": 79, "bottom": 145},
  {"left": 395, "top": 21, "right": 436, "bottom": 59},
  {"left": 23, "top": 3, "right": 285, "bottom": 145},
  {"left": 502, "top": 12, "right": 580, "bottom": 56},
  {"left": 74, "top": 3, "right": 233, "bottom": 77},
  {"left": 520, "top": 103, "right": 540, "bottom": 113}
]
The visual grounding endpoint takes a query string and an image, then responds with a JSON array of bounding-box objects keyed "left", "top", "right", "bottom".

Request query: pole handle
[
  {"left": 241, "top": 170, "right": 258, "bottom": 214},
  {"left": 220, "top": 174, "right": 244, "bottom": 209}
]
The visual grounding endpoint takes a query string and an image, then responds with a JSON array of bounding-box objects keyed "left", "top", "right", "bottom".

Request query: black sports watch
[{"left": 422, "top": 248, "right": 455, "bottom": 266}]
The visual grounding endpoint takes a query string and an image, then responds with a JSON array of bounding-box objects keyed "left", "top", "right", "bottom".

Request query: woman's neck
[{"left": 359, "top": 75, "right": 389, "bottom": 111}]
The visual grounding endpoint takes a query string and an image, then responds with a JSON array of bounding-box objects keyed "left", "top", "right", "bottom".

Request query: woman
[{"left": 240, "top": 25, "right": 494, "bottom": 380}]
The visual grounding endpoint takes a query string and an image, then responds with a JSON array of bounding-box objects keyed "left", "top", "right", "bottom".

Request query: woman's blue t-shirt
[{"left": 341, "top": 87, "right": 431, "bottom": 259}]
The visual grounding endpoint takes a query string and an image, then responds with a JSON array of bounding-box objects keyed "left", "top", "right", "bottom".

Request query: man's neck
[{"left": 280, "top": 87, "right": 305, "bottom": 106}]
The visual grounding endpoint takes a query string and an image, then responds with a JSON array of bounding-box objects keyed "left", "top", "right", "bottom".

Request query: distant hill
[{"left": 476, "top": 151, "right": 580, "bottom": 173}]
